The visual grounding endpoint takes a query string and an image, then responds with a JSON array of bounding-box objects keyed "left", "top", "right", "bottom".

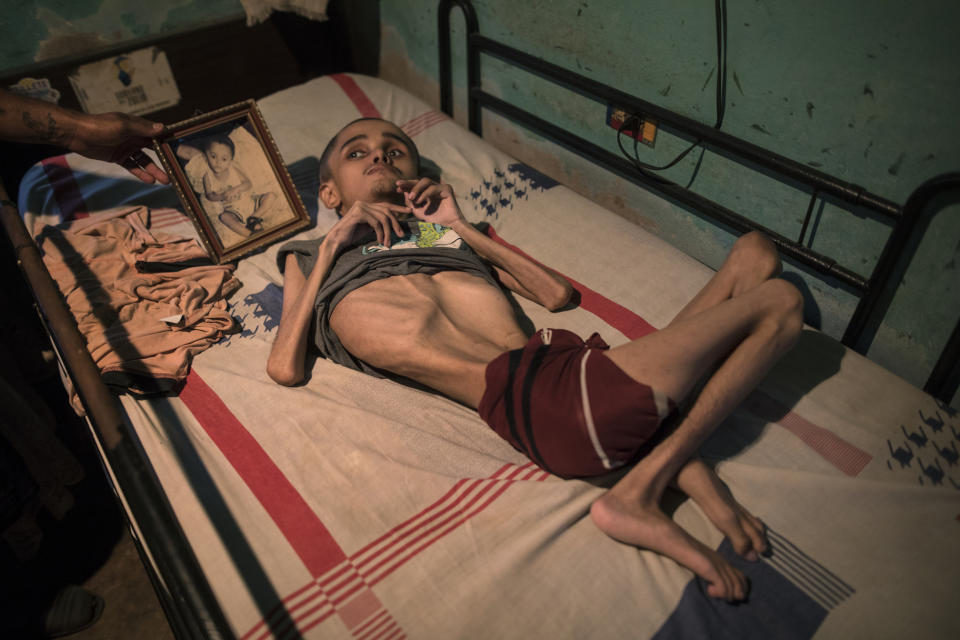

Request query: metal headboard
[{"left": 438, "top": 0, "right": 960, "bottom": 403}]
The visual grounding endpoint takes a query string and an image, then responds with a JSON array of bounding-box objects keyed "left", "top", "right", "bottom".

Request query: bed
[{"left": 3, "top": 9, "right": 960, "bottom": 640}]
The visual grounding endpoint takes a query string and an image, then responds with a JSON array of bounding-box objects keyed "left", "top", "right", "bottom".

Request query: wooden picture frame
[{"left": 153, "top": 100, "right": 309, "bottom": 263}]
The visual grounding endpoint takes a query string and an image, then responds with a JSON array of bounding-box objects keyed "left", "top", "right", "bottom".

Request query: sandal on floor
[{"left": 43, "top": 585, "right": 104, "bottom": 638}]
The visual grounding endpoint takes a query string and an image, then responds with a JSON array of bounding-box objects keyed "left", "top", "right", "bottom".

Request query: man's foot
[
  {"left": 674, "top": 459, "right": 767, "bottom": 561},
  {"left": 590, "top": 491, "right": 749, "bottom": 601}
]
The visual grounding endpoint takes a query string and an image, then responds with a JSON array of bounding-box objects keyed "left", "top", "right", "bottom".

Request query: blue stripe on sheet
[{"left": 652, "top": 531, "right": 853, "bottom": 640}]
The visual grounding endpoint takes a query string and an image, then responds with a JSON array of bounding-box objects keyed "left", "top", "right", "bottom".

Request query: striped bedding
[{"left": 17, "top": 74, "right": 959, "bottom": 639}]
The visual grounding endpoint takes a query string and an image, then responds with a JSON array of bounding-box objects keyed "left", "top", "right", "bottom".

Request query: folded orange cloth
[{"left": 38, "top": 206, "right": 240, "bottom": 412}]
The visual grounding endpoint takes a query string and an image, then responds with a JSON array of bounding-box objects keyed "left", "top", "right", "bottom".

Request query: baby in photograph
[{"left": 197, "top": 135, "right": 276, "bottom": 237}]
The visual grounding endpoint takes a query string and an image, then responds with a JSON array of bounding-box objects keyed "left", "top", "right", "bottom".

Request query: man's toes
[
  {"left": 729, "top": 528, "right": 756, "bottom": 559},
  {"left": 743, "top": 516, "right": 768, "bottom": 557},
  {"left": 706, "top": 580, "right": 729, "bottom": 600},
  {"left": 732, "top": 569, "right": 749, "bottom": 602}
]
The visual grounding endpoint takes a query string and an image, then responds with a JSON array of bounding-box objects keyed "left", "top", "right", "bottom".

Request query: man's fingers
[
  {"left": 126, "top": 166, "right": 157, "bottom": 184},
  {"left": 396, "top": 179, "right": 454, "bottom": 206},
  {"left": 145, "top": 161, "right": 170, "bottom": 184},
  {"left": 118, "top": 149, "right": 169, "bottom": 184},
  {"left": 118, "top": 112, "right": 165, "bottom": 138},
  {"left": 407, "top": 177, "right": 435, "bottom": 203},
  {"left": 379, "top": 218, "right": 393, "bottom": 247},
  {"left": 418, "top": 185, "right": 446, "bottom": 205},
  {"left": 388, "top": 212, "right": 403, "bottom": 238},
  {"left": 374, "top": 208, "right": 402, "bottom": 243},
  {"left": 384, "top": 202, "right": 412, "bottom": 216}
]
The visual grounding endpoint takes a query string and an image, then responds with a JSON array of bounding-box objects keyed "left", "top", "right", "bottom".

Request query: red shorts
[{"left": 478, "top": 329, "right": 675, "bottom": 479}]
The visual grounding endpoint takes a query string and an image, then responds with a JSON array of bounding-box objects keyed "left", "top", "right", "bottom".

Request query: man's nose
[{"left": 371, "top": 148, "right": 390, "bottom": 163}]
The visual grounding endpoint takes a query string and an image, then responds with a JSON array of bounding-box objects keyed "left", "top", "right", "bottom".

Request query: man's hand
[
  {"left": 69, "top": 111, "right": 169, "bottom": 184},
  {"left": 326, "top": 200, "right": 410, "bottom": 251},
  {"left": 1, "top": 89, "right": 169, "bottom": 184},
  {"left": 396, "top": 178, "right": 465, "bottom": 228}
]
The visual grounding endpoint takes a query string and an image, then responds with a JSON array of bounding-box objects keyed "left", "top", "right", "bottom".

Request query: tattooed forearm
[{"left": 22, "top": 110, "right": 68, "bottom": 144}]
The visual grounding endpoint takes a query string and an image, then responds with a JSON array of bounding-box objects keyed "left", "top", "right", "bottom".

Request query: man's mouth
[{"left": 366, "top": 165, "right": 398, "bottom": 176}]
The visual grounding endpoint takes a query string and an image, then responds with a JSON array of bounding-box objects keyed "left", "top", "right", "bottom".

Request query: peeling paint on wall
[{"left": 0, "top": 0, "right": 243, "bottom": 71}]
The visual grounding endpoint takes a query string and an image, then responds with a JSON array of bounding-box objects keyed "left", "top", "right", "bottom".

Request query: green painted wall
[
  {"left": 380, "top": 0, "right": 960, "bottom": 403},
  {"left": 0, "top": 0, "right": 244, "bottom": 72}
]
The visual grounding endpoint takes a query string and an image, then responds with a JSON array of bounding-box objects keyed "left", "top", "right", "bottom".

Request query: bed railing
[{"left": 438, "top": 0, "right": 960, "bottom": 404}]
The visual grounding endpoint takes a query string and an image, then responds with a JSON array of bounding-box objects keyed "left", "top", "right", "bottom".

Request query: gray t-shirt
[{"left": 276, "top": 220, "right": 500, "bottom": 376}]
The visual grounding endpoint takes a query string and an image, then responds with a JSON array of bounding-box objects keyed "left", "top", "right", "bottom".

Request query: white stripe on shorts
[
  {"left": 579, "top": 350, "right": 615, "bottom": 470},
  {"left": 653, "top": 389, "right": 671, "bottom": 421}
]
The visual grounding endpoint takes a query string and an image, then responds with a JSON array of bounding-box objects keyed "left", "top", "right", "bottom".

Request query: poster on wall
[{"left": 69, "top": 46, "right": 180, "bottom": 116}]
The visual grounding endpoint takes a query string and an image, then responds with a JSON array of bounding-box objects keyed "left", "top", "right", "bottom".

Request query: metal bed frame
[
  {"left": 0, "top": 194, "right": 232, "bottom": 638},
  {"left": 439, "top": 0, "right": 960, "bottom": 404},
  {"left": 0, "top": 2, "right": 956, "bottom": 639}
]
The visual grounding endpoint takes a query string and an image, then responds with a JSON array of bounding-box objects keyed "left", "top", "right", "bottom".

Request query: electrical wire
[{"left": 616, "top": 0, "right": 727, "bottom": 177}]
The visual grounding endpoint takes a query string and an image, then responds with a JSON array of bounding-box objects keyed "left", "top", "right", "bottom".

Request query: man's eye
[
  {"left": 387, "top": 149, "right": 403, "bottom": 158},
  {"left": 348, "top": 149, "right": 365, "bottom": 159}
]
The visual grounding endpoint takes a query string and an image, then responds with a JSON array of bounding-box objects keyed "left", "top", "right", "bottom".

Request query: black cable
[
  {"left": 617, "top": 0, "right": 727, "bottom": 177},
  {"left": 715, "top": 0, "right": 727, "bottom": 129}
]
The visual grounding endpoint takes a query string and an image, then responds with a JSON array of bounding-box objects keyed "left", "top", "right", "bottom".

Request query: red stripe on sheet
[
  {"left": 41, "top": 156, "right": 88, "bottom": 220},
  {"left": 484, "top": 225, "right": 658, "bottom": 339},
  {"left": 485, "top": 226, "right": 873, "bottom": 476},
  {"left": 180, "top": 372, "right": 399, "bottom": 640},
  {"left": 349, "top": 463, "right": 544, "bottom": 581},
  {"left": 248, "top": 463, "right": 546, "bottom": 639},
  {"left": 368, "top": 470, "right": 542, "bottom": 587},
  {"left": 401, "top": 111, "right": 449, "bottom": 138},
  {"left": 743, "top": 390, "right": 872, "bottom": 476},
  {"left": 332, "top": 74, "right": 381, "bottom": 118},
  {"left": 180, "top": 371, "right": 348, "bottom": 574},
  {"left": 353, "top": 610, "right": 389, "bottom": 638}
]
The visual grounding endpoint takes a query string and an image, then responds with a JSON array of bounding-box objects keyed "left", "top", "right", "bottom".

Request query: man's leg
[
  {"left": 668, "top": 232, "right": 782, "bottom": 560},
  {"left": 669, "top": 231, "right": 783, "bottom": 327},
  {"left": 591, "top": 242, "right": 803, "bottom": 600}
]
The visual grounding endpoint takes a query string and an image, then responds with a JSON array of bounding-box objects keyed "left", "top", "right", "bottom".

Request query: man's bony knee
[
  {"left": 766, "top": 279, "right": 804, "bottom": 340},
  {"left": 733, "top": 231, "right": 781, "bottom": 279}
]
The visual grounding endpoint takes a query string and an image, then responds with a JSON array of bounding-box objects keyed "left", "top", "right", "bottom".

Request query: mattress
[{"left": 17, "top": 73, "right": 960, "bottom": 639}]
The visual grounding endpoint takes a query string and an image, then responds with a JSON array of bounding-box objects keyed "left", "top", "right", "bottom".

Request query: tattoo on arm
[{"left": 22, "top": 111, "right": 67, "bottom": 144}]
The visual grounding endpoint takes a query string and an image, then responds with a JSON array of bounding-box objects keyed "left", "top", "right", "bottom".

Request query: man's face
[{"left": 324, "top": 120, "right": 418, "bottom": 210}]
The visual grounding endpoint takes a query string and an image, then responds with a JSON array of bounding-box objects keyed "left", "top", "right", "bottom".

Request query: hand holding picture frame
[{"left": 153, "top": 100, "right": 310, "bottom": 263}]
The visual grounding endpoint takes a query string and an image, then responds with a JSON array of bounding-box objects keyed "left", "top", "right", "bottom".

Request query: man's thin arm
[
  {"left": 267, "top": 248, "right": 337, "bottom": 385},
  {"left": 450, "top": 219, "right": 573, "bottom": 310},
  {"left": 0, "top": 88, "right": 168, "bottom": 183},
  {"left": 266, "top": 200, "right": 407, "bottom": 386},
  {"left": 0, "top": 88, "right": 79, "bottom": 146}
]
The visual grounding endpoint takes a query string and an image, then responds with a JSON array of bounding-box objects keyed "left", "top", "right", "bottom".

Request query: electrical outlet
[{"left": 606, "top": 105, "right": 657, "bottom": 147}]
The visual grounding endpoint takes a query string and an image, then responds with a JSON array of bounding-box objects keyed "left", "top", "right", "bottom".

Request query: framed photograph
[{"left": 153, "top": 100, "right": 310, "bottom": 263}]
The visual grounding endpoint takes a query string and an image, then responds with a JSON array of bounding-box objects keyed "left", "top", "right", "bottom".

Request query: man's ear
[{"left": 318, "top": 180, "right": 341, "bottom": 211}]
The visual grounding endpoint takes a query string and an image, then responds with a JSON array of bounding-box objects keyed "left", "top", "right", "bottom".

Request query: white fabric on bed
[{"left": 19, "top": 74, "right": 960, "bottom": 639}]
